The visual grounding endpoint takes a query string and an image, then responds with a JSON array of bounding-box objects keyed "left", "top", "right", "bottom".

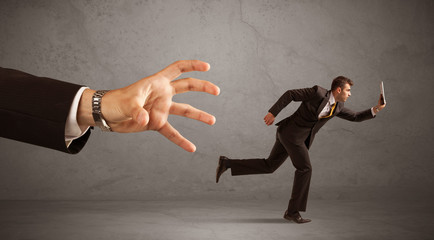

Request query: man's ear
[{"left": 336, "top": 87, "right": 342, "bottom": 94}]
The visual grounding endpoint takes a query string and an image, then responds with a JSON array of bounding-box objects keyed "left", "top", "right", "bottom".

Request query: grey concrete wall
[{"left": 0, "top": 0, "right": 433, "bottom": 200}]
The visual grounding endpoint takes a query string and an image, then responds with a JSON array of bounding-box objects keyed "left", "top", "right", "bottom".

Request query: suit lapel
[{"left": 316, "top": 90, "right": 331, "bottom": 116}]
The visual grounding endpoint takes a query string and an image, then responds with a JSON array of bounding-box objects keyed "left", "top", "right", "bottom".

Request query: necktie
[{"left": 321, "top": 103, "right": 336, "bottom": 119}]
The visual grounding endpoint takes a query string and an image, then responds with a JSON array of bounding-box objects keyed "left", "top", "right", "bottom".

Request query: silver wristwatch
[{"left": 92, "top": 90, "right": 112, "bottom": 132}]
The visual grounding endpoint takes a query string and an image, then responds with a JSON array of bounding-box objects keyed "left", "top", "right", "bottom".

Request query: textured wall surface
[{"left": 0, "top": 0, "right": 433, "bottom": 200}]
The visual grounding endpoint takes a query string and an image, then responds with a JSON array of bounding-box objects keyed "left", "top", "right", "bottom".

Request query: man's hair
[{"left": 331, "top": 76, "right": 353, "bottom": 91}]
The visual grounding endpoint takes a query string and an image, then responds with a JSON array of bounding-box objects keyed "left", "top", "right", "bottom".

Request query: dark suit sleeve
[
  {"left": 0, "top": 67, "right": 91, "bottom": 154},
  {"left": 268, "top": 85, "right": 318, "bottom": 117},
  {"left": 336, "top": 107, "right": 375, "bottom": 122}
]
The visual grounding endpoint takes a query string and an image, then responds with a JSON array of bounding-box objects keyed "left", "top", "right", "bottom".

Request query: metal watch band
[{"left": 92, "top": 90, "right": 112, "bottom": 132}]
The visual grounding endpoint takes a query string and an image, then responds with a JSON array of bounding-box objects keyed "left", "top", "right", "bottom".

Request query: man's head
[{"left": 331, "top": 76, "right": 353, "bottom": 102}]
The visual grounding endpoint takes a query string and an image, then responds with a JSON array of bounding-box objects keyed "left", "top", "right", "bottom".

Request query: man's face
[{"left": 336, "top": 83, "right": 351, "bottom": 102}]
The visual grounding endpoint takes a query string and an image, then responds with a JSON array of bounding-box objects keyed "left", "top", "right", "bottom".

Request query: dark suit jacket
[
  {"left": 0, "top": 67, "right": 91, "bottom": 154},
  {"left": 269, "top": 85, "right": 374, "bottom": 149}
]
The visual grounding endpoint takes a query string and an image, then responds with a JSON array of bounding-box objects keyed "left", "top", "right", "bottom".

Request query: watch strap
[{"left": 92, "top": 90, "right": 112, "bottom": 132}]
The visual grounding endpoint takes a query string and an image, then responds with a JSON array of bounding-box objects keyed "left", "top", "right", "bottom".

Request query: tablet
[{"left": 380, "top": 81, "right": 386, "bottom": 105}]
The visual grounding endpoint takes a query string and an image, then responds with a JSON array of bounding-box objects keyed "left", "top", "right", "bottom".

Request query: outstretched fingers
[
  {"left": 170, "top": 102, "right": 216, "bottom": 125},
  {"left": 140, "top": 60, "right": 218, "bottom": 152},
  {"left": 159, "top": 60, "right": 211, "bottom": 81},
  {"left": 158, "top": 122, "right": 196, "bottom": 152},
  {"left": 171, "top": 78, "right": 220, "bottom": 96}
]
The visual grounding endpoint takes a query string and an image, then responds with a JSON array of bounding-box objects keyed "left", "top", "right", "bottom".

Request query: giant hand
[{"left": 78, "top": 60, "right": 220, "bottom": 152}]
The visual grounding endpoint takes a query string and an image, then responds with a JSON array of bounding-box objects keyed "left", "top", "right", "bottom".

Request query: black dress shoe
[
  {"left": 216, "top": 156, "right": 228, "bottom": 183},
  {"left": 283, "top": 210, "right": 311, "bottom": 224}
]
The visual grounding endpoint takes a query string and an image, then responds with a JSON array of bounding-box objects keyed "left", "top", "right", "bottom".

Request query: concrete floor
[{"left": 0, "top": 198, "right": 433, "bottom": 240}]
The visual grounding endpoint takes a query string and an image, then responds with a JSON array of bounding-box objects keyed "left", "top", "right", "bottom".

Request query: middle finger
[{"left": 171, "top": 78, "right": 220, "bottom": 96}]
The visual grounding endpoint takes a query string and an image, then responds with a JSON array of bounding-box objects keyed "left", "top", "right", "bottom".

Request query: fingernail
[
  {"left": 210, "top": 116, "right": 216, "bottom": 125},
  {"left": 190, "top": 145, "right": 196, "bottom": 152}
]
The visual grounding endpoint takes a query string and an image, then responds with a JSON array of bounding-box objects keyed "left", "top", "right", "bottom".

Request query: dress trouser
[{"left": 229, "top": 126, "right": 312, "bottom": 212}]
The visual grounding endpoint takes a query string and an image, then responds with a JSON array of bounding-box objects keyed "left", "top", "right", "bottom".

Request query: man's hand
[
  {"left": 264, "top": 112, "right": 275, "bottom": 126},
  {"left": 78, "top": 60, "right": 220, "bottom": 152},
  {"left": 374, "top": 95, "right": 387, "bottom": 114}
]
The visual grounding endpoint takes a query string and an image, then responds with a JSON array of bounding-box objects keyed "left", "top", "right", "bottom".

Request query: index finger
[{"left": 159, "top": 60, "right": 210, "bottom": 81}]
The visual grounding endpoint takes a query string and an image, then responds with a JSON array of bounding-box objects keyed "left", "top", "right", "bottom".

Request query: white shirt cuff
[
  {"left": 371, "top": 107, "right": 376, "bottom": 116},
  {"left": 65, "top": 87, "right": 90, "bottom": 147}
]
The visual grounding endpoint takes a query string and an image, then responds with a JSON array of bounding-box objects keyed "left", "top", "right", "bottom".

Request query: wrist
[{"left": 373, "top": 106, "right": 380, "bottom": 113}]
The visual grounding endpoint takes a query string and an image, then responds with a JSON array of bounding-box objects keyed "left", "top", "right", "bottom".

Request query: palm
[{"left": 140, "top": 79, "right": 173, "bottom": 131}]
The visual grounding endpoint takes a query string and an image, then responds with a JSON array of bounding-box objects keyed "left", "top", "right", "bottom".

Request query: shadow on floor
[{"left": 202, "top": 218, "right": 290, "bottom": 224}]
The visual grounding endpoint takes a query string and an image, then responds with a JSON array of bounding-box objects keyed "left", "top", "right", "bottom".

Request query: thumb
[{"left": 132, "top": 107, "right": 150, "bottom": 127}]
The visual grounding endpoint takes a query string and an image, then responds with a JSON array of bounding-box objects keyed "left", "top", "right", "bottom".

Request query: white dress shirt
[{"left": 318, "top": 94, "right": 336, "bottom": 118}]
